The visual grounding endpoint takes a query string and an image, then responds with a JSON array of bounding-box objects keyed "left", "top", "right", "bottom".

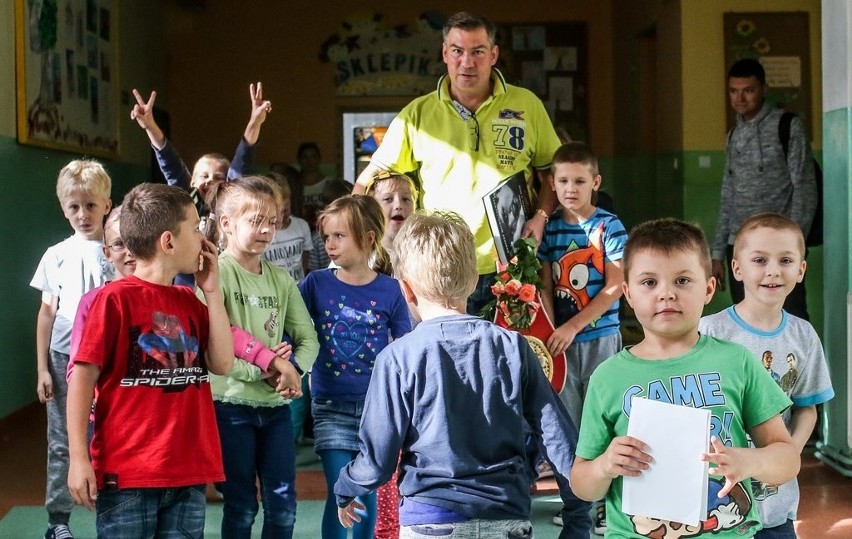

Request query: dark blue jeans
[
  {"left": 311, "top": 399, "right": 377, "bottom": 538},
  {"left": 289, "top": 377, "right": 311, "bottom": 441},
  {"left": 95, "top": 485, "right": 206, "bottom": 538},
  {"left": 755, "top": 519, "right": 797, "bottom": 539},
  {"left": 551, "top": 461, "right": 593, "bottom": 539},
  {"left": 215, "top": 401, "right": 297, "bottom": 539},
  {"left": 526, "top": 435, "right": 592, "bottom": 539}
]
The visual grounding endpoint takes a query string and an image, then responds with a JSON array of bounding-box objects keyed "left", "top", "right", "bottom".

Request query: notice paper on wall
[{"left": 622, "top": 397, "right": 711, "bottom": 527}]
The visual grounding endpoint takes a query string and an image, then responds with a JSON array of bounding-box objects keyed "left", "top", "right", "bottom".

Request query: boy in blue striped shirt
[{"left": 538, "top": 141, "right": 628, "bottom": 536}]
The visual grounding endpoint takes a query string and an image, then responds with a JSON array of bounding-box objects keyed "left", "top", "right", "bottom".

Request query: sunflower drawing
[
  {"left": 753, "top": 37, "right": 771, "bottom": 54},
  {"left": 736, "top": 19, "right": 756, "bottom": 37}
]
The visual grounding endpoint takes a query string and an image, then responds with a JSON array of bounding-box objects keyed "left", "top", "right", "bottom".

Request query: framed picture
[
  {"left": 15, "top": 0, "right": 120, "bottom": 157},
  {"left": 340, "top": 110, "right": 399, "bottom": 183},
  {"left": 497, "top": 22, "right": 588, "bottom": 143},
  {"left": 723, "top": 12, "right": 812, "bottom": 134},
  {"left": 482, "top": 171, "right": 532, "bottom": 264}
]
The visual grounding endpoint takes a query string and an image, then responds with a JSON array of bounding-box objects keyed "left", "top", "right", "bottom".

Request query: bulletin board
[
  {"left": 15, "top": 0, "right": 120, "bottom": 157},
  {"left": 496, "top": 22, "right": 588, "bottom": 143},
  {"left": 723, "top": 12, "right": 811, "bottom": 135}
]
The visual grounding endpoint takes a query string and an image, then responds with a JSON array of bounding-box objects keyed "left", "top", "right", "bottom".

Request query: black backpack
[{"left": 779, "top": 112, "right": 823, "bottom": 247}]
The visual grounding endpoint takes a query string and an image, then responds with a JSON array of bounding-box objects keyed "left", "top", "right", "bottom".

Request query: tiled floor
[{"left": 2, "top": 403, "right": 850, "bottom": 537}]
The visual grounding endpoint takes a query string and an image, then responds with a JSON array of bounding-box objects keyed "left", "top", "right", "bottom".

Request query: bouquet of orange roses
[
  {"left": 482, "top": 238, "right": 543, "bottom": 329},
  {"left": 481, "top": 237, "right": 567, "bottom": 393}
]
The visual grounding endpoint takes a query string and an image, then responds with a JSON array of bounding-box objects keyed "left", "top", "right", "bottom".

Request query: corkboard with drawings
[
  {"left": 723, "top": 12, "right": 812, "bottom": 135},
  {"left": 495, "top": 22, "right": 588, "bottom": 143},
  {"left": 15, "top": 0, "right": 120, "bottom": 157}
]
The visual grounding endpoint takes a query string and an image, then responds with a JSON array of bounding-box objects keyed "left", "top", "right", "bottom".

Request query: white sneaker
[
  {"left": 552, "top": 510, "right": 563, "bottom": 526},
  {"left": 44, "top": 525, "right": 74, "bottom": 539},
  {"left": 593, "top": 503, "right": 607, "bottom": 535}
]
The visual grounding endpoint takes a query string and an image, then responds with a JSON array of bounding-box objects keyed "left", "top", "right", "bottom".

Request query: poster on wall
[
  {"left": 723, "top": 12, "right": 811, "bottom": 135},
  {"left": 496, "top": 22, "right": 588, "bottom": 143},
  {"left": 323, "top": 13, "right": 588, "bottom": 142},
  {"left": 15, "top": 0, "right": 119, "bottom": 157},
  {"left": 320, "top": 12, "right": 445, "bottom": 97}
]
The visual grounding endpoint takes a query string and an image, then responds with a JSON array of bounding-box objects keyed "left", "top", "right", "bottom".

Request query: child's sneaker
[
  {"left": 551, "top": 509, "right": 563, "bottom": 526},
  {"left": 44, "top": 524, "right": 74, "bottom": 539},
  {"left": 593, "top": 503, "right": 607, "bottom": 535},
  {"left": 536, "top": 460, "right": 554, "bottom": 479}
]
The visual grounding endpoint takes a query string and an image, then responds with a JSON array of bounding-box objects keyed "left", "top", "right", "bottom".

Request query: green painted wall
[
  {"left": 607, "top": 149, "right": 825, "bottom": 332},
  {"left": 818, "top": 107, "right": 851, "bottom": 459},
  {"left": 0, "top": 0, "right": 168, "bottom": 419},
  {"left": 0, "top": 138, "right": 149, "bottom": 419}
]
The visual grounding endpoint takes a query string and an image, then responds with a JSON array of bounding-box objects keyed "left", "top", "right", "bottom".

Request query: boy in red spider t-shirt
[{"left": 67, "top": 183, "right": 235, "bottom": 538}]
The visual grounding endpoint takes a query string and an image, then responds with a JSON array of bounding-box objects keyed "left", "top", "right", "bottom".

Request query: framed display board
[
  {"left": 340, "top": 110, "right": 399, "bottom": 184},
  {"left": 496, "top": 22, "right": 588, "bottom": 143},
  {"left": 15, "top": 0, "right": 120, "bottom": 157},
  {"left": 723, "top": 12, "right": 811, "bottom": 134}
]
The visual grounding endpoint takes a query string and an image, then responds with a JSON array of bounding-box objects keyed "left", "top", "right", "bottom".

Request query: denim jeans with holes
[{"left": 214, "top": 401, "right": 297, "bottom": 539}]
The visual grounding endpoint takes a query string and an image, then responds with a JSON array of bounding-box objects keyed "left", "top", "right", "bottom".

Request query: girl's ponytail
[
  {"left": 203, "top": 180, "right": 229, "bottom": 248},
  {"left": 372, "top": 242, "right": 392, "bottom": 276}
]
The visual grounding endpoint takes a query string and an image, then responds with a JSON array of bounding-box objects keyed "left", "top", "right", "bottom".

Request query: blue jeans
[
  {"left": 525, "top": 435, "right": 592, "bottom": 539},
  {"left": 755, "top": 519, "right": 797, "bottom": 539},
  {"left": 552, "top": 461, "right": 593, "bottom": 539},
  {"left": 96, "top": 485, "right": 206, "bottom": 538},
  {"left": 289, "top": 377, "right": 311, "bottom": 441},
  {"left": 215, "top": 402, "right": 297, "bottom": 539},
  {"left": 319, "top": 448, "right": 377, "bottom": 539},
  {"left": 524, "top": 432, "right": 592, "bottom": 539},
  {"left": 400, "top": 519, "right": 532, "bottom": 538}
]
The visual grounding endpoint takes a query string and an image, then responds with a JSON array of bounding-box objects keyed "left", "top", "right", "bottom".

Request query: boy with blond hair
[
  {"left": 571, "top": 218, "right": 800, "bottom": 538},
  {"left": 700, "top": 213, "right": 834, "bottom": 538},
  {"left": 335, "top": 211, "right": 578, "bottom": 538},
  {"left": 66, "top": 183, "right": 234, "bottom": 538},
  {"left": 30, "top": 159, "right": 113, "bottom": 539}
]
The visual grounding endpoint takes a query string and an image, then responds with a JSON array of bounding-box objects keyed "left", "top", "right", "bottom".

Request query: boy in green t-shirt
[{"left": 570, "top": 218, "right": 799, "bottom": 538}]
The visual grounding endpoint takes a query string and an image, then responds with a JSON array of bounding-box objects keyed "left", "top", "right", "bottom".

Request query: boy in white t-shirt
[
  {"left": 30, "top": 159, "right": 113, "bottom": 539},
  {"left": 700, "top": 213, "right": 834, "bottom": 538}
]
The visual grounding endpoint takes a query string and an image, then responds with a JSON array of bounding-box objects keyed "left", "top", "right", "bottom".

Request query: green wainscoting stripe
[
  {"left": 814, "top": 108, "right": 852, "bottom": 471},
  {"left": 0, "top": 136, "right": 150, "bottom": 419}
]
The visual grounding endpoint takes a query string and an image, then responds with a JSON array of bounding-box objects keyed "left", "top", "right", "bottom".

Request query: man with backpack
[{"left": 711, "top": 58, "right": 819, "bottom": 320}]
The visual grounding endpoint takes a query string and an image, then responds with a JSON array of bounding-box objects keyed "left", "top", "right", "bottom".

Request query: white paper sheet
[{"left": 622, "top": 397, "right": 711, "bottom": 527}]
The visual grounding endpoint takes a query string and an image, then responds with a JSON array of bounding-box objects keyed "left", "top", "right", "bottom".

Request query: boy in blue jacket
[{"left": 335, "top": 211, "right": 578, "bottom": 538}]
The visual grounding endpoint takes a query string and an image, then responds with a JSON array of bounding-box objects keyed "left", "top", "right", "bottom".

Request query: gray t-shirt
[{"left": 699, "top": 306, "right": 834, "bottom": 527}]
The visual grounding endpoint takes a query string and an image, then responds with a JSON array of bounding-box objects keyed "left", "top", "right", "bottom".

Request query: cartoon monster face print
[{"left": 552, "top": 221, "right": 605, "bottom": 312}]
